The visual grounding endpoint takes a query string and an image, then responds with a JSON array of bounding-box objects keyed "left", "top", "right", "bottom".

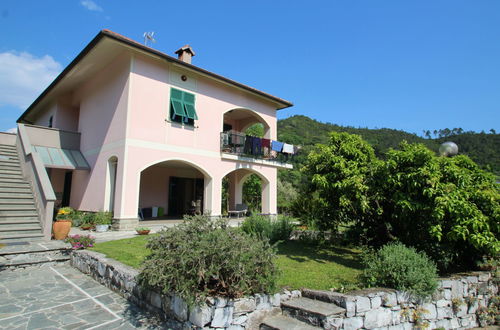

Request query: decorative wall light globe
[{"left": 439, "top": 141, "right": 458, "bottom": 157}]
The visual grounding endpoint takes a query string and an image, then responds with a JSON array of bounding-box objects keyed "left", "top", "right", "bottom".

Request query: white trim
[{"left": 220, "top": 153, "right": 292, "bottom": 169}]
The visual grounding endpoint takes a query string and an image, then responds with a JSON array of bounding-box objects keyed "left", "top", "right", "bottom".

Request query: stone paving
[{"left": 0, "top": 265, "right": 169, "bottom": 329}]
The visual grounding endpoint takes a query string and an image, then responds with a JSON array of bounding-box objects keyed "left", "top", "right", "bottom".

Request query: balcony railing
[{"left": 220, "top": 131, "right": 295, "bottom": 162}]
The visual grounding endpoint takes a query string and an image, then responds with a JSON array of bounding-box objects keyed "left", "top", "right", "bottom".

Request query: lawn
[{"left": 91, "top": 237, "right": 363, "bottom": 290}]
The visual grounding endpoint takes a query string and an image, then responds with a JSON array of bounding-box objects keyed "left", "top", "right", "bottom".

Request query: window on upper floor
[{"left": 169, "top": 88, "right": 198, "bottom": 126}]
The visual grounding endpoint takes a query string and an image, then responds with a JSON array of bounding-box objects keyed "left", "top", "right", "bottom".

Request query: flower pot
[
  {"left": 80, "top": 225, "right": 93, "bottom": 230},
  {"left": 95, "top": 224, "right": 109, "bottom": 232},
  {"left": 53, "top": 220, "right": 72, "bottom": 240},
  {"left": 136, "top": 230, "right": 150, "bottom": 235}
]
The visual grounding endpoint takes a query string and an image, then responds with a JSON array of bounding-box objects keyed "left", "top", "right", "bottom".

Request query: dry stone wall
[
  {"left": 70, "top": 250, "right": 300, "bottom": 329},
  {"left": 304, "top": 271, "right": 498, "bottom": 329}
]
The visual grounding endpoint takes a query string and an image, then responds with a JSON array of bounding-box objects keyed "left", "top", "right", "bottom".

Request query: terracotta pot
[
  {"left": 136, "top": 230, "right": 150, "bottom": 235},
  {"left": 53, "top": 220, "right": 72, "bottom": 240},
  {"left": 80, "top": 225, "right": 93, "bottom": 230}
]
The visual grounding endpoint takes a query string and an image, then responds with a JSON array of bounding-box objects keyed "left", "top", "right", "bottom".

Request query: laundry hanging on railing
[{"left": 220, "top": 131, "right": 297, "bottom": 160}]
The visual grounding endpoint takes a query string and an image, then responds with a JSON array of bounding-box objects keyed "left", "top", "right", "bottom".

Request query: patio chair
[{"left": 228, "top": 203, "right": 248, "bottom": 218}]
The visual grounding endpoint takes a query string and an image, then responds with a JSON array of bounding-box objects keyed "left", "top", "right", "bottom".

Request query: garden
[{"left": 67, "top": 132, "right": 499, "bottom": 327}]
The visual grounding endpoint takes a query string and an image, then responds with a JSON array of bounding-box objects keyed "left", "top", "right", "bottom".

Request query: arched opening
[
  {"left": 138, "top": 160, "right": 211, "bottom": 220},
  {"left": 104, "top": 156, "right": 118, "bottom": 213},
  {"left": 222, "top": 108, "right": 270, "bottom": 138},
  {"left": 221, "top": 168, "right": 270, "bottom": 216}
]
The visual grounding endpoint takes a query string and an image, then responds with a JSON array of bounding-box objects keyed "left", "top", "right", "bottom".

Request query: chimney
[{"left": 175, "top": 45, "right": 195, "bottom": 64}]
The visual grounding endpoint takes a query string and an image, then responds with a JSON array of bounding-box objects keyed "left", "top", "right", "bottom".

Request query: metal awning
[{"left": 34, "top": 146, "right": 90, "bottom": 170}]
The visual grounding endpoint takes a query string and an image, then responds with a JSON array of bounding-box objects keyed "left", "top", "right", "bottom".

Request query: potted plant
[
  {"left": 79, "top": 212, "right": 95, "bottom": 230},
  {"left": 135, "top": 226, "right": 151, "bottom": 235},
  {"left": 94, "top": 211, "right": 112, "bottom": 232},
  {"left": 53, "top": 207, "right": 73, "bottom": 240}
]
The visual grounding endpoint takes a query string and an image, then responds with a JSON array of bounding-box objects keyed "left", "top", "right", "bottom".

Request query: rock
[
  {"left": 455, "top": 303, "right": 467, "bottom": 317},
  {"left": 356, "top": 296, "right": 371, "bottom": 313},
  {"left": 233, "top": 298, "right": 256, "bottom": 313},
  {"left": 435, "top": 319, "right": 451, "bottom": 329},
  {"left": 364, "top": 308, "right": 392, "bottom": 329},
  {"left": 421, "top": 303, "right": 437, "bottom": 320},
  {"left": 437, "top": 306, "right": 452, "bottom": 319},
  {"left": 450, "top": 318, "right": 460, "bottom": 329},
  {"left": 436, "top": 299, "right": 450, "bottom": 308},
  {"left": 149, "top": 291, "right": 162, "bottom": 309},
  {"left": 391, "top": 310, "right": 401, "bottom": 325},
  {"left": 396, "top": 292, "right": 411, "bottom": 304},
  {"left": 214, "top": 297, "right": 228, "bottom": 308},
  {"left": 291, "top": 290, "right": 301, "bottom": 298},
  {"left": 227, "top": 325, "right": 244, "bottom": 330},
  {"left": 443, "top": 289, "right": 452, "bottom": 300},
  {"left": 211, "top": 306, "right": 234, "bottom": 328},
  {"left": 343, "top": 317, "right": 364, "bottom": 330},
  {"left": 172, "top": 295, "right": 188, "bottom": 321},
  {"left": 345, "top": 301, "right": 356, "bottom": 317},
  {"left": 270, "top": 293, "right": 281, "bottom": 307},
  {"left": 189, "top": 305, "right": 213, "bottom": 328},
  {"left": 440, "top": 280, "right": 453, "bottom": 288},
  {"left": 382, "top": 293, "right": 397, "bottom": 307},
  {"left": 466, "top": 276, "right": 478, "bottom": 284},
  {"left": 371, "top": 296, "right": 382, "bottom": 309},
  {"left": 478, "top": 272, "right": 490, "bottom": 282},
  {"left": 232, "top": 314, "right": 248, "bottom": 325},
  {"left": 327, "top": 317, "right": 343, "bottom": 329},
  {"left": 255, "top": 294, "right": 271, "bottom": 310},
  {"left": 451, "top": 281, "right": 464, "bottom": 299}
]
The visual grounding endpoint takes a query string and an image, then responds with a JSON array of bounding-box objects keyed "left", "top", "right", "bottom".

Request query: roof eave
[{"left": 17, "top": 30, "right": 293, "bottom": 124}]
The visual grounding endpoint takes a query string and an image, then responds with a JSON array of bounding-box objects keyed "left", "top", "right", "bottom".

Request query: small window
[{"left": 169, "top": 88, "right": 198, "bottom": 126}]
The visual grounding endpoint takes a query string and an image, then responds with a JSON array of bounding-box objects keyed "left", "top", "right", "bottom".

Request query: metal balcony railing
[{"left": 220, "top": 131, "right": 294, "bottom": 162}]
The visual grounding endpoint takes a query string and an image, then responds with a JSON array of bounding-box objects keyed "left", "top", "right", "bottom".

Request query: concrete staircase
[
  {"left": 0, "top": 143, "right": 44, "bottom": 244},
  {"left": 0, "top": 240, "right": 71, "bottom": 270},
  {"left": 261, "top": 294, "right": 346, "bottom": 329}
]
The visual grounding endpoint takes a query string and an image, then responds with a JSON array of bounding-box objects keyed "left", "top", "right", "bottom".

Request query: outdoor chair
[{"left": 228, "top": 203, "right": 248, "bottom": 218}]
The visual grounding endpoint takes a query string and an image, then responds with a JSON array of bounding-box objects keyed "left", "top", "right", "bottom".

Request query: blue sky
[{"left": 1, "top": 0, "right": 499, "bottom": 135}]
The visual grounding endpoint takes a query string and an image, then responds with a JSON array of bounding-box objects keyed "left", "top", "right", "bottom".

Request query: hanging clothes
[
  {"left": 282, "top": 143, "right": 294, "bottom": 154},
  {"left": 271, "top": 141, "right": 284, "bottom": 152},
  {"left": 252, "top": 137, "right": 262, "bottom": 156},
  {"left": 244, "top": 135, "right": 254, "bottom": 154},
  {"left": 261, "top": 138, "right": 271, "bottom": 158}
]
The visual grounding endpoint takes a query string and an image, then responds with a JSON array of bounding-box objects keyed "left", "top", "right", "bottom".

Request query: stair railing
[{"left": 16, "top": 123, "right": 56, "bottom": 240}]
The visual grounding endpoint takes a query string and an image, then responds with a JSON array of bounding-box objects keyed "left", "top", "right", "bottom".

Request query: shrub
[
  {"left": 139, "top": 215, "right": 279, "bottom": 305},
  {"left": 93, "top": 211, "right": 112, "bottom": 225},
  {"left": 65, "top": 234, "right": 95, "bottom": 249},
  {"left": 56, "top": 207, "right": 74, "bottom": 220},
  {"left": 240, "top": 214, "right": 294, "bottom": 243},
  {"left": 362, "top": 242, "right": 438, "bottom": 298}
]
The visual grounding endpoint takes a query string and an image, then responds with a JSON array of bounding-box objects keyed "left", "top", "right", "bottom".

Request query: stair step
[
  {"left": 0, "top": 224, "right": 41, "bottom": 231},
  {"left": 0, "top": 254, "right": 70, "bottom": 269},
  {"left": 0, "top": 178, "right": 28, "bottom": 184},
  {"left": 260, "top": 315, "right": 320, "bottom": 330},
  {"left": 0, "top": 172, "right": 23, "bottom": 178},
  {"left": 0, "top": 169, "right": 22, "bottom": 176},
  {"left": 0, "top": 211, "right": 38, "bottom": 217},
  {"left": 0, "top": 200, "right": 35, "bottom": 205},
  {"left": 281, "top": 297, "right": 346, "bottom": 328},
  {"left": 0, "top": 186, "right": 31, "bottom": 192},
  {"left": 0, "top": 158, "right": 20, "bottom": 164},
  {"left": 0, "top": 193, "right": 33, "bottom": 199},
  {"left": 0, "top": 232, "right": 44, "bottom": 240},
  {"left": 0, "top": 182, "right": 30, "bottom": 188},
  {"left": 0, "top": 217, "right": 39, "bottom": 224},
  {"left": 0, "top": 149, "right": 18, "bottom": 154}
]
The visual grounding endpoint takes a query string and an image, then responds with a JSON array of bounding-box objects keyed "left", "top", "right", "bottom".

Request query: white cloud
[
  {"left": 80, "top": 0, "right": 103, "bottom": 12},
  {"left": 0, "top": 51, "right": 62, "bottom": 109},
  {"left": 5, "top": 127, "right": 17, "bottom": 134}
]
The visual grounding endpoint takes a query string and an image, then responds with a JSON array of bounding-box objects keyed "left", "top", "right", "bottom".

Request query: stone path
[
  {"left": 70, "top": 218, "right": 245, "bottom": 243},
  {"left": 0, "top": 265, "right": 168, "bottom": 329}
]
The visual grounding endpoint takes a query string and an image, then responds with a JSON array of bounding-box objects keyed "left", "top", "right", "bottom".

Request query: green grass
[
  {"left": 91, "top": 237, "right": 363, "bottom": 290},
  {"left": 90, "top": 235, "right": 151, "bottom": 269},
  {"left": 275, "top": 241, "right": 363, "bottom": 290}
]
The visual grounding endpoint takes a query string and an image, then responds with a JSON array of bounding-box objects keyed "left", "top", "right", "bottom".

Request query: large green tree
[{"left": 302, "top": 132, "right": 379, "bottom": 230}]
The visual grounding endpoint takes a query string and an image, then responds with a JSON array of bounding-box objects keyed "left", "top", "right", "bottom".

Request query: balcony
[{"left": 220, "top": 131, "right": 294, "bottom": 169}]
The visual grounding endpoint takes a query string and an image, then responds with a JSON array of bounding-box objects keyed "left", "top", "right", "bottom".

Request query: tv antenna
[{"left": 143, "top": 32, "right": 156, "bottom": 47}]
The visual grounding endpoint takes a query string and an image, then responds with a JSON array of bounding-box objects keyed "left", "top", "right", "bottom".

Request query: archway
[
  {"left": 138, "top": 159, "right": 212, "bottom": 219},
  {"left": 221, "top": 168, "right": 271, "bottom": 216}
]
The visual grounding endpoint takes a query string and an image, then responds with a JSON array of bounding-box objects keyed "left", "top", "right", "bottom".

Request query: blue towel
[{"left": 271, "top": 141, "right": 284, "bottom": 152}]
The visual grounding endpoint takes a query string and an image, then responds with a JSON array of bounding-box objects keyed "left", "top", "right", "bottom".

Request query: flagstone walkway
[{"left": 0, "top": 265, "right": 169, "bottom": 329}]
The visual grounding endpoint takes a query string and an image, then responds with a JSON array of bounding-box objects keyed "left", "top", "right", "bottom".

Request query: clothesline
[{"left": 220, "top": 131, "right": 298, "bottom": 159}]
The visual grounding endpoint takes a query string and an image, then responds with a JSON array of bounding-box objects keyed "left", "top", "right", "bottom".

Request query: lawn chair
[{"left": 228, "top": 203, "right": 248, "bottom": 218}]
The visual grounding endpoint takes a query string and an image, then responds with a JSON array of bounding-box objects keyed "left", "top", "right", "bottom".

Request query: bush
[
  {"left": 362, "top": 242, "right": 438, "bottom": 298},
  {"left": 139, "top": 215, "right": 279, "bottom": 305},
  {"left": 94, "top": 211, "right": 112, "bottom": 225},
  {"left": 240, "top": 214, "right": 295, "bottom": 243}
]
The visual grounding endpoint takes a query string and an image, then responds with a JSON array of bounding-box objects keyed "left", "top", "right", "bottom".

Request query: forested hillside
[{"left": 277, "top": 115, "right": 500, "bottom": 184}]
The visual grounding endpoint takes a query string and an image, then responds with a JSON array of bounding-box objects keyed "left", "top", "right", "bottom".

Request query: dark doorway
[
  {"left": 62, "top": 171, "right": 72, "bottom": 207},
  {"left": 168, "top": 177, "right": 204, "bottom": 216}
]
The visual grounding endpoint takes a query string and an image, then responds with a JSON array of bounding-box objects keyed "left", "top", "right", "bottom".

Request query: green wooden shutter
[
  {"left": 183, "top": 92, "right": 198, "bottom": 120},
  {"left": 170, "top": 88, "right": 186, "bottom": 118}
]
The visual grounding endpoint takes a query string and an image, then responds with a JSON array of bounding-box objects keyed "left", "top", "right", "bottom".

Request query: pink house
[{"left": 8, "top": 30, "right": 293, "bottom": 238}]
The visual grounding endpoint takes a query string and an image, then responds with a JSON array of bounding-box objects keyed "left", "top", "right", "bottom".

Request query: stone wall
[
  {"left": 70, "top": 250, "right": 300, "bottom": 329},
  {"left": 304, "top": 271, "right": 498, "bottom": 329}
]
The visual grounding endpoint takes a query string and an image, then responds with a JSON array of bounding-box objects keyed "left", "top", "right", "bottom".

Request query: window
[{"left": 169, "top": 88, "right": 198, "bottom": 126}]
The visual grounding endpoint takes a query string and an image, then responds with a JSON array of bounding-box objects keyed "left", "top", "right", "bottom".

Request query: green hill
[{"left": 277, "top": 115, "right": 500, "bottom": 183}]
